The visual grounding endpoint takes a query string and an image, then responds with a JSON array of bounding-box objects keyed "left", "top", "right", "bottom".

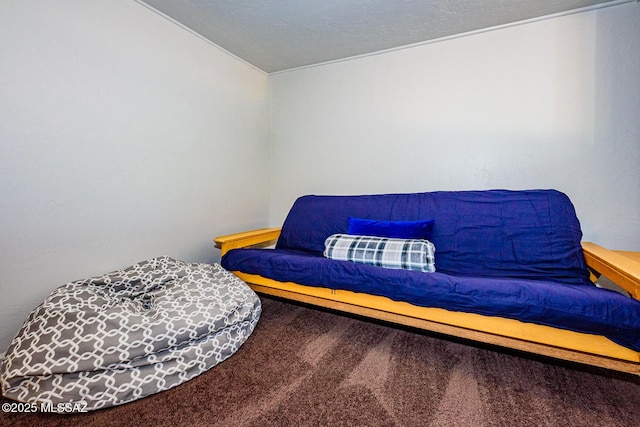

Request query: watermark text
[{"left": 2, "top": 401, "right": 88, "bottom": 413}]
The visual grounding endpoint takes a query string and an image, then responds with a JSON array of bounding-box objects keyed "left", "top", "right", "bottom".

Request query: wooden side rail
[
  {"left": 236, "top": 273, "right": 640, "bottom": 374},
  {"left": 582, "top": 242, "right": 640, "bottom": 299},
  {"left": 214, "top": 233, "right": 640, "bottom": 374},
  {"left": 214, "top": 228, "right": 281, "bottom": 256}
]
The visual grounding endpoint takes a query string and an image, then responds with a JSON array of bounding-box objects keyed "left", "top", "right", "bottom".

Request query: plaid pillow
[{"left": 323, "top": 234, "right": 435, "bottom": 273}]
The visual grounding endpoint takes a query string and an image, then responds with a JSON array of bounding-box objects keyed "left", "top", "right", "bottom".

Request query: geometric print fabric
[{"left": 0, "top": 257, "right": 261, "bottom": 411}]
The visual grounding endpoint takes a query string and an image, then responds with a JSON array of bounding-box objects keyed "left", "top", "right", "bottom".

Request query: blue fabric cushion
[
  {"left": 348, "top": 217, "right": 434, "bottom": 240},
  {"left": 324, "top": 234, "right": 436, "bottom": 272},
  {"left": 276, "top": 190, "right": 591, "bottom": 286},
  {"left": 222, "top": 248, "right": 640, "bottom": 351}
]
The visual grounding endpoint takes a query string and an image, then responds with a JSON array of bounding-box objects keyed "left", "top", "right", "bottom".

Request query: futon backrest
[{"left": 276, "top": 189, "right": 590, "bottom": 285}]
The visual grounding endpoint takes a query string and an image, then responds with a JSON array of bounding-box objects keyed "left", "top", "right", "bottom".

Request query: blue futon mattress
[{"left": 222, "top": 248, "right": 640, "bottom": 351}]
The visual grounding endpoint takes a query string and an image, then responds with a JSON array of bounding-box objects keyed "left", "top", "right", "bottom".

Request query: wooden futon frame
[{"left": 216, "top": 228, "right": 640, "bottom": 375}]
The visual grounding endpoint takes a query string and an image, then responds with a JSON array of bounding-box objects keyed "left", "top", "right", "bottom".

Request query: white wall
[
  {"left": 0, "top": 1, "right": 269, "bottom": 351},
  {"left": 269, "top": 2, "right": 640, "bottom": 251}
]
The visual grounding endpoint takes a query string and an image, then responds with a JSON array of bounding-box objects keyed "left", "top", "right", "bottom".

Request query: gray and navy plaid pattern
[{"left": 324, "top": 234, "right": 435, "bottom": 272}]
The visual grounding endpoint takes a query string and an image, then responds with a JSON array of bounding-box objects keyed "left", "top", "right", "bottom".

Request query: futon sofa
[{"left": 216, "top": 189, "right": 640, "bottom": 374}]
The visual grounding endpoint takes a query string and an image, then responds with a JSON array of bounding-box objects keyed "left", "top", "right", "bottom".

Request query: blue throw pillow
[{"left": 348, "top": 218, "right": 434, "bottom": 240}]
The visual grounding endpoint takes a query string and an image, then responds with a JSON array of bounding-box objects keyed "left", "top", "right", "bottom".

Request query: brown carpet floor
[{"left": 2, "top": 296, "right": 640, "bottom": 426}]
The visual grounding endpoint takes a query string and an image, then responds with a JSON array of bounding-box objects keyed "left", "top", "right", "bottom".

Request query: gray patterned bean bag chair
[{"left": 0, "top": 257, "right": 261, "bottom": 411}]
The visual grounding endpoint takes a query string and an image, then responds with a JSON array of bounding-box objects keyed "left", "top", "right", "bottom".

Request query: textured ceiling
[{"left": 139, "top": 0, "right": 620, "bottom": 73}]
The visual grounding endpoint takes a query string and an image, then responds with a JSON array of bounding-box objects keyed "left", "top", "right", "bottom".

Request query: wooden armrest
[
  {"left": 214, "top": 228, "right": 281, "bottom": 256},
  {"left": 581, "top": 242, "right": 640, "bottom": 299}
]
